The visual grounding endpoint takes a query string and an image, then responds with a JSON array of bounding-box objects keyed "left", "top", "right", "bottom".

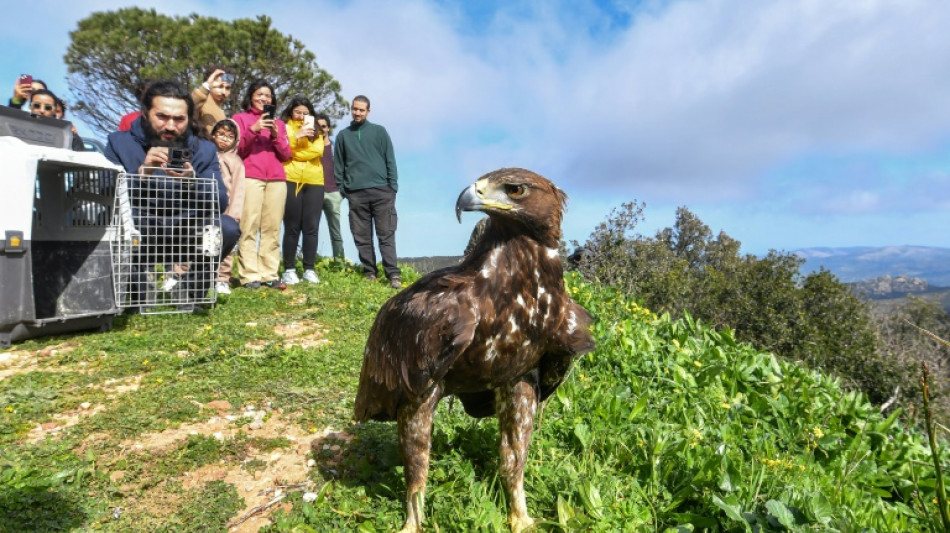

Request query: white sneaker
[
  {"left": 215, "top": 281, "right": 231, "bottom": 295},
  {"left": 302, "top": 269, "right": 320, "bottom": 283},
  {"left": 282, "top": 270, "right": 300, "bottom": 285}
]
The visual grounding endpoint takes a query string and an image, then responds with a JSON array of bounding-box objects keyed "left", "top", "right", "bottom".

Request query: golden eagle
[{"left": 354, "top": 168, "right": 595, "bottom": 533}]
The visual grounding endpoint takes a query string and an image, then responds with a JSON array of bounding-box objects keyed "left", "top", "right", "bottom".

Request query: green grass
[{"left": 0, "top": 263, "right": 947, "bottom": 532}]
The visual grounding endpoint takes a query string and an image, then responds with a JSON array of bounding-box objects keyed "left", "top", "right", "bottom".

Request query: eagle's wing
[
  {"left": 354, "top": 275, "right": 479, "bottom": 422},
  {"left": 538, "top": 299, "right": 596, "bottom": 402}
]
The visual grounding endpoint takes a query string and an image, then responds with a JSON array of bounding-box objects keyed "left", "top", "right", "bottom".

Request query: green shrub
[{"left": 573, "top": 203, "right": 920, "bottom": 419}]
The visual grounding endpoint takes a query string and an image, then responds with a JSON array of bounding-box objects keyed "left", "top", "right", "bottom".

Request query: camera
[
  {"left": 263, "top": 104, "right": 276, "bottom": 118},
  {"left": 167, "top": 147, "right": 192, "bottom": 170}
]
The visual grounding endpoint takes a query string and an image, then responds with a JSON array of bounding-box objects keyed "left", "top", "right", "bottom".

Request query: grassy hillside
[{"left": 0, "top": 263, "right": 947, "bottom": 531}]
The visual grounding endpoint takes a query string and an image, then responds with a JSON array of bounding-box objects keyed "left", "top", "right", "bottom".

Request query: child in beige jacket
[{"left": 211, "top": 119, "right": 246, "bottom": 294}]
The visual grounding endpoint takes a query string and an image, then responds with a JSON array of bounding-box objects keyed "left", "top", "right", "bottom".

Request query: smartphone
[
  {"left": 303, "top": 115, "right": 315, "bottom": 129},
  {"left": 18, "top": 74, "right": 32, "bottom": 86},
  {"left": 263, "top": 104, "right": 277, "bottom": 118}
]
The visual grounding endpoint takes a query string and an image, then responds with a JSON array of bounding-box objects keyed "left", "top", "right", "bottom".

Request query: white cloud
[{"left": 5, "top": 0, "right": 950, "bottom": 256}]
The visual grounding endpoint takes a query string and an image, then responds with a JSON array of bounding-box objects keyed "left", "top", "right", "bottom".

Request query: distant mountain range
[
  {"left": 795, "top": 246, "right": 950, "bottom": 287},
  {"left": 402, "top": 245, "right": 950, "bottom": 290}
]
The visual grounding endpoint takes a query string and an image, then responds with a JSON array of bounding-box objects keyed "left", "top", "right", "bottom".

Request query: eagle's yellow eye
[{"left": 505, "top": 184, "right": 527, "bottom": 198}]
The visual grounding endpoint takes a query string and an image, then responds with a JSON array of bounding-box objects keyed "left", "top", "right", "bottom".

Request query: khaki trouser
[{"left": 238, "top": 178, "right": 286, "bottom": 284}]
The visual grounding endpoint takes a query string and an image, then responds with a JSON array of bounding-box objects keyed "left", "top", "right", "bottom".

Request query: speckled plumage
[{"left": 354, "top": 168, "right": 595, "bottom": 533}]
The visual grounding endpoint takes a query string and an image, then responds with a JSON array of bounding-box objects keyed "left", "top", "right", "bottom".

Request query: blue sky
[{"left": 4, "top": 0, "right": 950, "bottom": 259}]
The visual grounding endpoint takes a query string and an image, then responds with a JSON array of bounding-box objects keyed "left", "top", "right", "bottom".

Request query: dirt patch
[
  {"left": 0, "top": 342, "right": 78, "bottom": 380},
  {"left": 244, "top": 340, "right": 268, "bottom": 351},
  {"left": 26, "top": 403, "right": 107, "bottom": 443},
  {"left": 272, "top": 320, "right": 328, "bottom": 349},
  {"left": 86, "top": 375, "right": 144, "bottom": 397},
  {"left": 113, "top": 406, "right": 344, "bottom": 532},
  {"left": 25, "top": 375, "right": 143, "bottom": 443}
]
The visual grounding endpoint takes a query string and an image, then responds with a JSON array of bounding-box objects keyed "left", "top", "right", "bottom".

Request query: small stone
[
  {"left": 207, "top": 400, "right": 232, "bottom": 411},
  {"left": 249, "top": 421, "right": 263, "bottom": 430},
  {"left": 307, "top": 459, "right": 316, "bottom": 468},
  {"left": 246, "top": 405, "right": 256, "bottom": 411},
  {"left": 225, "top": 415, "right": 237, "bottom": 421},
  {"left": 80, "top": 402, "right": 92, "bottom": 410},
  {"left": 213, "top": 432, "right": 224, "bottom": 441},
  {"left": 330, "top": 445, "right": 341, "bottom": 452},
  {"left": 302, "top": 491, "right": 318, "bottom": 503},
  {"left": 269, "top": 452, "right": 281, "bottom": 461}
]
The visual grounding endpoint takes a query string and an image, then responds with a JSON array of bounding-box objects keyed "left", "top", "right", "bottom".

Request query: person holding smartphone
[
  {"left": 279, "top": 96, "right": 324, "bottom": 285},
  {"left": 232, "top": 79, "right": 292, "bottom": 290},
  {"left": 191, "top": 65, "right": 233, "bottom": 136},
  {"left": 8, "top": 74, "right": 47, "bottom": 109}
]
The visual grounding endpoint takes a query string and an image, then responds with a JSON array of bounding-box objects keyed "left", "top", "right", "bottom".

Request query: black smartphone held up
[
  {"left": 262, "top": 104, "right": 277, "bottom": 118},
  {"left": 167, "top": 147, "right": 192, "bottom": 170}
]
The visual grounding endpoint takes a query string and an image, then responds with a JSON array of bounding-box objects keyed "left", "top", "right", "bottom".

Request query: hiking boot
[
  {"left": 282, "top": 270, "right": 300, "bottom": 285},
  {"left": 365, "top": 273, "right": 378, "bottom": 283},
  {"left": 389, "top": 277, "right": 402, "bottom": 289},
  {"left": 243, "top": 281, "right": 261, "bottom": 289},
  {"left": 302, "top": 269, "right": 320, "bottom": 283},
  {"left": 215, "top": 281, "right": 231, "bottom": 295},
  {"left": 264, "top": 280, "right": 287, "bottom": 291}
]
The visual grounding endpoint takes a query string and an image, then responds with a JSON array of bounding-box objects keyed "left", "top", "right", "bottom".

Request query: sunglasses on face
[{"left": 31, "top": 103, "right": 53, "bottom": 111}]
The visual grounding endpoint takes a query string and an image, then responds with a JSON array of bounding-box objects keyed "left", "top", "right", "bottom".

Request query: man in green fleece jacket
[{"left": 333, "top": 95, "right": 401, "bottom": 288}]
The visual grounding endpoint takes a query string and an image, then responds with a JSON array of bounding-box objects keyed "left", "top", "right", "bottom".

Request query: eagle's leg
[
  {"left": 397, "top": 384, "right": 442, "bottom": 533},
  {"left": 495, "top": 380, "right": 538, "bottom": 533}
]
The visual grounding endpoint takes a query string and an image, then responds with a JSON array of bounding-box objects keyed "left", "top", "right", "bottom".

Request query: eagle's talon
[{"left": 510, "top": 514, "right": 535, "bottom": 533}]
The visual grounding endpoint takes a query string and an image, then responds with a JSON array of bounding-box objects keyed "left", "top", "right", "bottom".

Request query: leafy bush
[{"left": 573, "top": 203, "right": 915, "bottom": 416}]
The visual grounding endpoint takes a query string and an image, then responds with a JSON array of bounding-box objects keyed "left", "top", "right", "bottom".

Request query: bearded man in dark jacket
[{"left": 105, "top": 80, "right": 239, "bottom": 307}]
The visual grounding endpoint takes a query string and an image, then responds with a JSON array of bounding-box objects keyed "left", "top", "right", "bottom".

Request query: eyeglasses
[{"left": 31, "top": 103, "right": 53, "bottom": 111}]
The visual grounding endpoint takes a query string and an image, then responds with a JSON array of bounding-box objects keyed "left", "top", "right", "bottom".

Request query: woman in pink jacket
[{"left": 232, "top": 79, "right": 292, "bottom": 290}]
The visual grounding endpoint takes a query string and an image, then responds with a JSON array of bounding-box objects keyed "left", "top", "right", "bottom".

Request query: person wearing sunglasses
[{"left": 29, "top": 89, "right": 85, "bottom": 151}]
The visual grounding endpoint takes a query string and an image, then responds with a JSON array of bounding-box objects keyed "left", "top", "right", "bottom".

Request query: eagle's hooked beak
[
  {"left": 455, "top": 184, "right": 481, "bottom": 223},
  {"left": 455, "top": 179, "right": 514, "bottom": 223}
]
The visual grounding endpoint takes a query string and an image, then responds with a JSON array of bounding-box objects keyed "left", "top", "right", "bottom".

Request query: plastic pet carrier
[{"left": 0, "top": 137, "right": 123, "bottom": 347}]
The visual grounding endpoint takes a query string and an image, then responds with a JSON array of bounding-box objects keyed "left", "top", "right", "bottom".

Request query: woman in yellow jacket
[{"left": 280, "top": 96, "right": 324, "bottom": 284}]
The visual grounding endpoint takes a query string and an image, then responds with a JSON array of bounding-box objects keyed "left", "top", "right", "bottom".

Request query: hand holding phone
[
  {"left": 262, "top": 104, "right": 277, "bottom": 118},
  {"left": 13, "top": 74, "right": 32, "bottom": 101}
]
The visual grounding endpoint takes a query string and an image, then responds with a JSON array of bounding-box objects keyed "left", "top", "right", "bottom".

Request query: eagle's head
[{"left": 456, "top": 168, "right": 567, "bottom": 246}]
